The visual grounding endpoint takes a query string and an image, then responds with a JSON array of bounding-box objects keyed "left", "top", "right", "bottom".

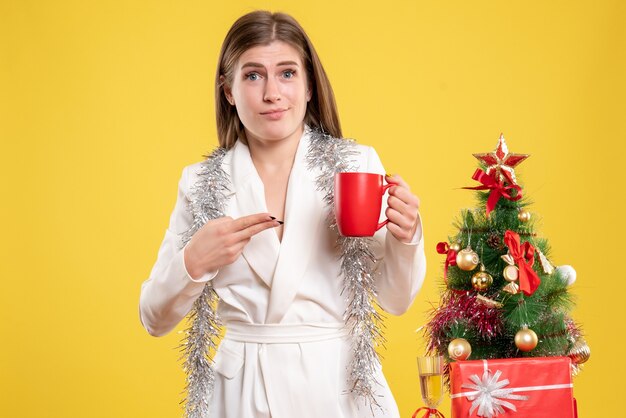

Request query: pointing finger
[
  {"left": 231, "top": 213, "right": 274, "bottom": 232},
  {"left": 233, "top": 218, "right": 280, "bottom": 242}
]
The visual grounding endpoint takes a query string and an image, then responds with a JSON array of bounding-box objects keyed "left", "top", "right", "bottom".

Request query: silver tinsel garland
[
  {"left": 306, "top": 129, "right": 386, "bottom": 408},
  {"left": 179, "top": 128, "right": 385, "bottom": 417},
  {"left": 179, "top": 148, "right": 229, "bottom": 418}
]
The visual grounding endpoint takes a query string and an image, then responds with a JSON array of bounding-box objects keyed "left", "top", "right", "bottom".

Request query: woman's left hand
[{"left": 384, "top": 174, "right": 421, "bottom": 244}]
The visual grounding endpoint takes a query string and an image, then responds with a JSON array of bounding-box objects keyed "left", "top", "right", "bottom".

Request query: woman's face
[{"left": 225, "top": 41, "right": 311, "bottom": 145}]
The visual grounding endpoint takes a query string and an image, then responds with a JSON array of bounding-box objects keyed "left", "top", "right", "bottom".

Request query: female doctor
[{"left": 139, "top": 10, "right": 426, "bottom": 418}]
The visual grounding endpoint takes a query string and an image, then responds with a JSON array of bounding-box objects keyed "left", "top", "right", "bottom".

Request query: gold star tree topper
[{"left": 473, "top": 134, "right": 529, "bottom": 184}]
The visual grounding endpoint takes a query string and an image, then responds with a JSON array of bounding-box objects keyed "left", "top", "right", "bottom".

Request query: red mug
[{"left": 334, "top": 172, "right": 393, "bottom": 237}]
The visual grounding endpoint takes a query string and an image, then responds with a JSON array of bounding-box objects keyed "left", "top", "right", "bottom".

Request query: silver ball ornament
[{"left": 556, "top": 265, "right": 577, "bottom": 286}]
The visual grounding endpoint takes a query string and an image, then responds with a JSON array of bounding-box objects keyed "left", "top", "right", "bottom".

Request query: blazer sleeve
[
  {"left": 138, "top": 165, "right": 218, "bottom": 337},
  {"left": 366, "top": 146, "right": 427, "bottom": 315}
]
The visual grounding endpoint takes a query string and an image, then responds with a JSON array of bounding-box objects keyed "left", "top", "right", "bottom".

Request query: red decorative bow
[
  {"left": 504, "top": 230, "right": 541, "bottom": 295},
  {"left": 463, "top": 169, "right": 522, "bottom": 216},
  {"left": 436, "top": 242, "right": 457, "bottom": 285},
  {"left": 412, "top": 407, "right": 445, "bottom": 418}
]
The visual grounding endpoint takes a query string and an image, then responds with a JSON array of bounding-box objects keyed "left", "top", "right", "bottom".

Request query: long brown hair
[{"left": 215, "top": 11, "right": 342, "bottom": 149}]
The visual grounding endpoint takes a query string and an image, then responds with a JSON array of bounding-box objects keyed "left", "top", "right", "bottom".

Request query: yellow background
[{"left": 1, "top": 0, "right": 623, "bottom": 416}]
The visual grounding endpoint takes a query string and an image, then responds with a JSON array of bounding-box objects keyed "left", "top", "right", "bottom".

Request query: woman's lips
[{"left": 261, "top": 108, "right": 287, "bottom": 120}]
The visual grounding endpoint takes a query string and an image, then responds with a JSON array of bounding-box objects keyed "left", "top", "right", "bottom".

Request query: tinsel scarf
[{"left": 179, "top": 128, "right": 385, "bottom": 417}]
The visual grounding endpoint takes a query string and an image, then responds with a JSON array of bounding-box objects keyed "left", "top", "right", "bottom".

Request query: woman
[{"left": 139, "top": 10, "right": 426, "bottom": 418}]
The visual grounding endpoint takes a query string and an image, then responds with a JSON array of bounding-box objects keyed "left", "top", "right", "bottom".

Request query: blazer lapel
[
  {"left": 266, "top": 132, "right": 327, "bottom": 323},
  {"left": 229, "top": 141, "right": 280, "bottom": 289}
]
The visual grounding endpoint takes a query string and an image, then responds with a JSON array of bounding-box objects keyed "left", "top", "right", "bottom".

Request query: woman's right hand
[{"left": 183, "top": 213, "right": 280, "bottom": 279}]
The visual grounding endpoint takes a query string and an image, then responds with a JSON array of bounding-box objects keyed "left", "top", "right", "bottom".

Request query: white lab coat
[{"left": 139, "top": 129, "right": 427, "bottom": 418}]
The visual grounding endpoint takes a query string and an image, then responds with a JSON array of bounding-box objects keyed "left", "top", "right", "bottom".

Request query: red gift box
[{"left": 450, "top": 357, "right": 576, "bottom": 418}]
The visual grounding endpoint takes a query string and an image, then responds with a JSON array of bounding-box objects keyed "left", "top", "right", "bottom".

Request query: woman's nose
[{"left": 263, "top": 78, "right": 281, "bottom": 102}]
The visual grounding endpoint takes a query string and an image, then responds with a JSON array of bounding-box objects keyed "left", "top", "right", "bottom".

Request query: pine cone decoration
[{"left": 486, "top": 232, "right": 503, "bottom": 249}]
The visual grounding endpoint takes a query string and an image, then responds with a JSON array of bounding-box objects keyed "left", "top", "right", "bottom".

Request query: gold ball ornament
[
  {"left": 471, "top": 265, "right": 493, "bottom": 292},
  {"left": 456, "top": 247, "right": 479, "bottom": 271},
  {"left": 568, "top": 338, "right": 591, "bottom": 365},
  {"left": 448, "top": 338, "right": 472, "bottom": 361},
  {"left": 449, "top": 242, "right": 462, "bottom": 253},
  {"left": 503, "top": 265, "right": 519, "bottom": 282},
  {"left": 518, "top": 210, "right": 531, "bottom": 222},
  {"left": 515, "top": 327, "right": 538, "bottom": 352}
]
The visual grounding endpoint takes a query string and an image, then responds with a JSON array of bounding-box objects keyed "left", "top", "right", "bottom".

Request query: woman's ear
[
  {"left": 220, "top": 75, "right": 235, "bottom": 105},
  {"left": 306, "top": 84, "right": 312, "bottom": 102}
]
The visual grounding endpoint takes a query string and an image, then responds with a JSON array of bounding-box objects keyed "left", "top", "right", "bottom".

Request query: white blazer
[{"left": 139, "top": 129, "right": 427, "bottom": 418}]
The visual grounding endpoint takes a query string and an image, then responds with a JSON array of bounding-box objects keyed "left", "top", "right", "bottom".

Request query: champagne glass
[{"left": 416, "top": 355, "right": 444, "bottom": 417}]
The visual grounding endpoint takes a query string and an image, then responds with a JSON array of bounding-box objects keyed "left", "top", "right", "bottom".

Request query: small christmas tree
[{"left": 425, "top": 134, "right": 590, "bottom": 378}]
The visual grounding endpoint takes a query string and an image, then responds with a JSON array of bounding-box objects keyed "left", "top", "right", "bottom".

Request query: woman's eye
[
  {"left": 282, "top": 70, "right": 295, "bottom": 79},
  {"left": 246, "top": 72, "right": 260, "bottom": 81}
]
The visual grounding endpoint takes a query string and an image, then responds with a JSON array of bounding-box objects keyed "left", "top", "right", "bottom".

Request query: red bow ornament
[
  {"left": 436, "top": 242, "right": 458, "bottom": 285},
  {"left": 464, "top": 169, "right": 522, "bottom": 216},
  {"left": 503, "top": 230, "right": 541, "bottom": 295},
  {"left": 412, "top": 407, "right": 445, "bottom": 418}
]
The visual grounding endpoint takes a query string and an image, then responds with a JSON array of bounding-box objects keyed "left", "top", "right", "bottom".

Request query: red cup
[{"left": 334, "top": 172, "right": 392, "bottom": 237}]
